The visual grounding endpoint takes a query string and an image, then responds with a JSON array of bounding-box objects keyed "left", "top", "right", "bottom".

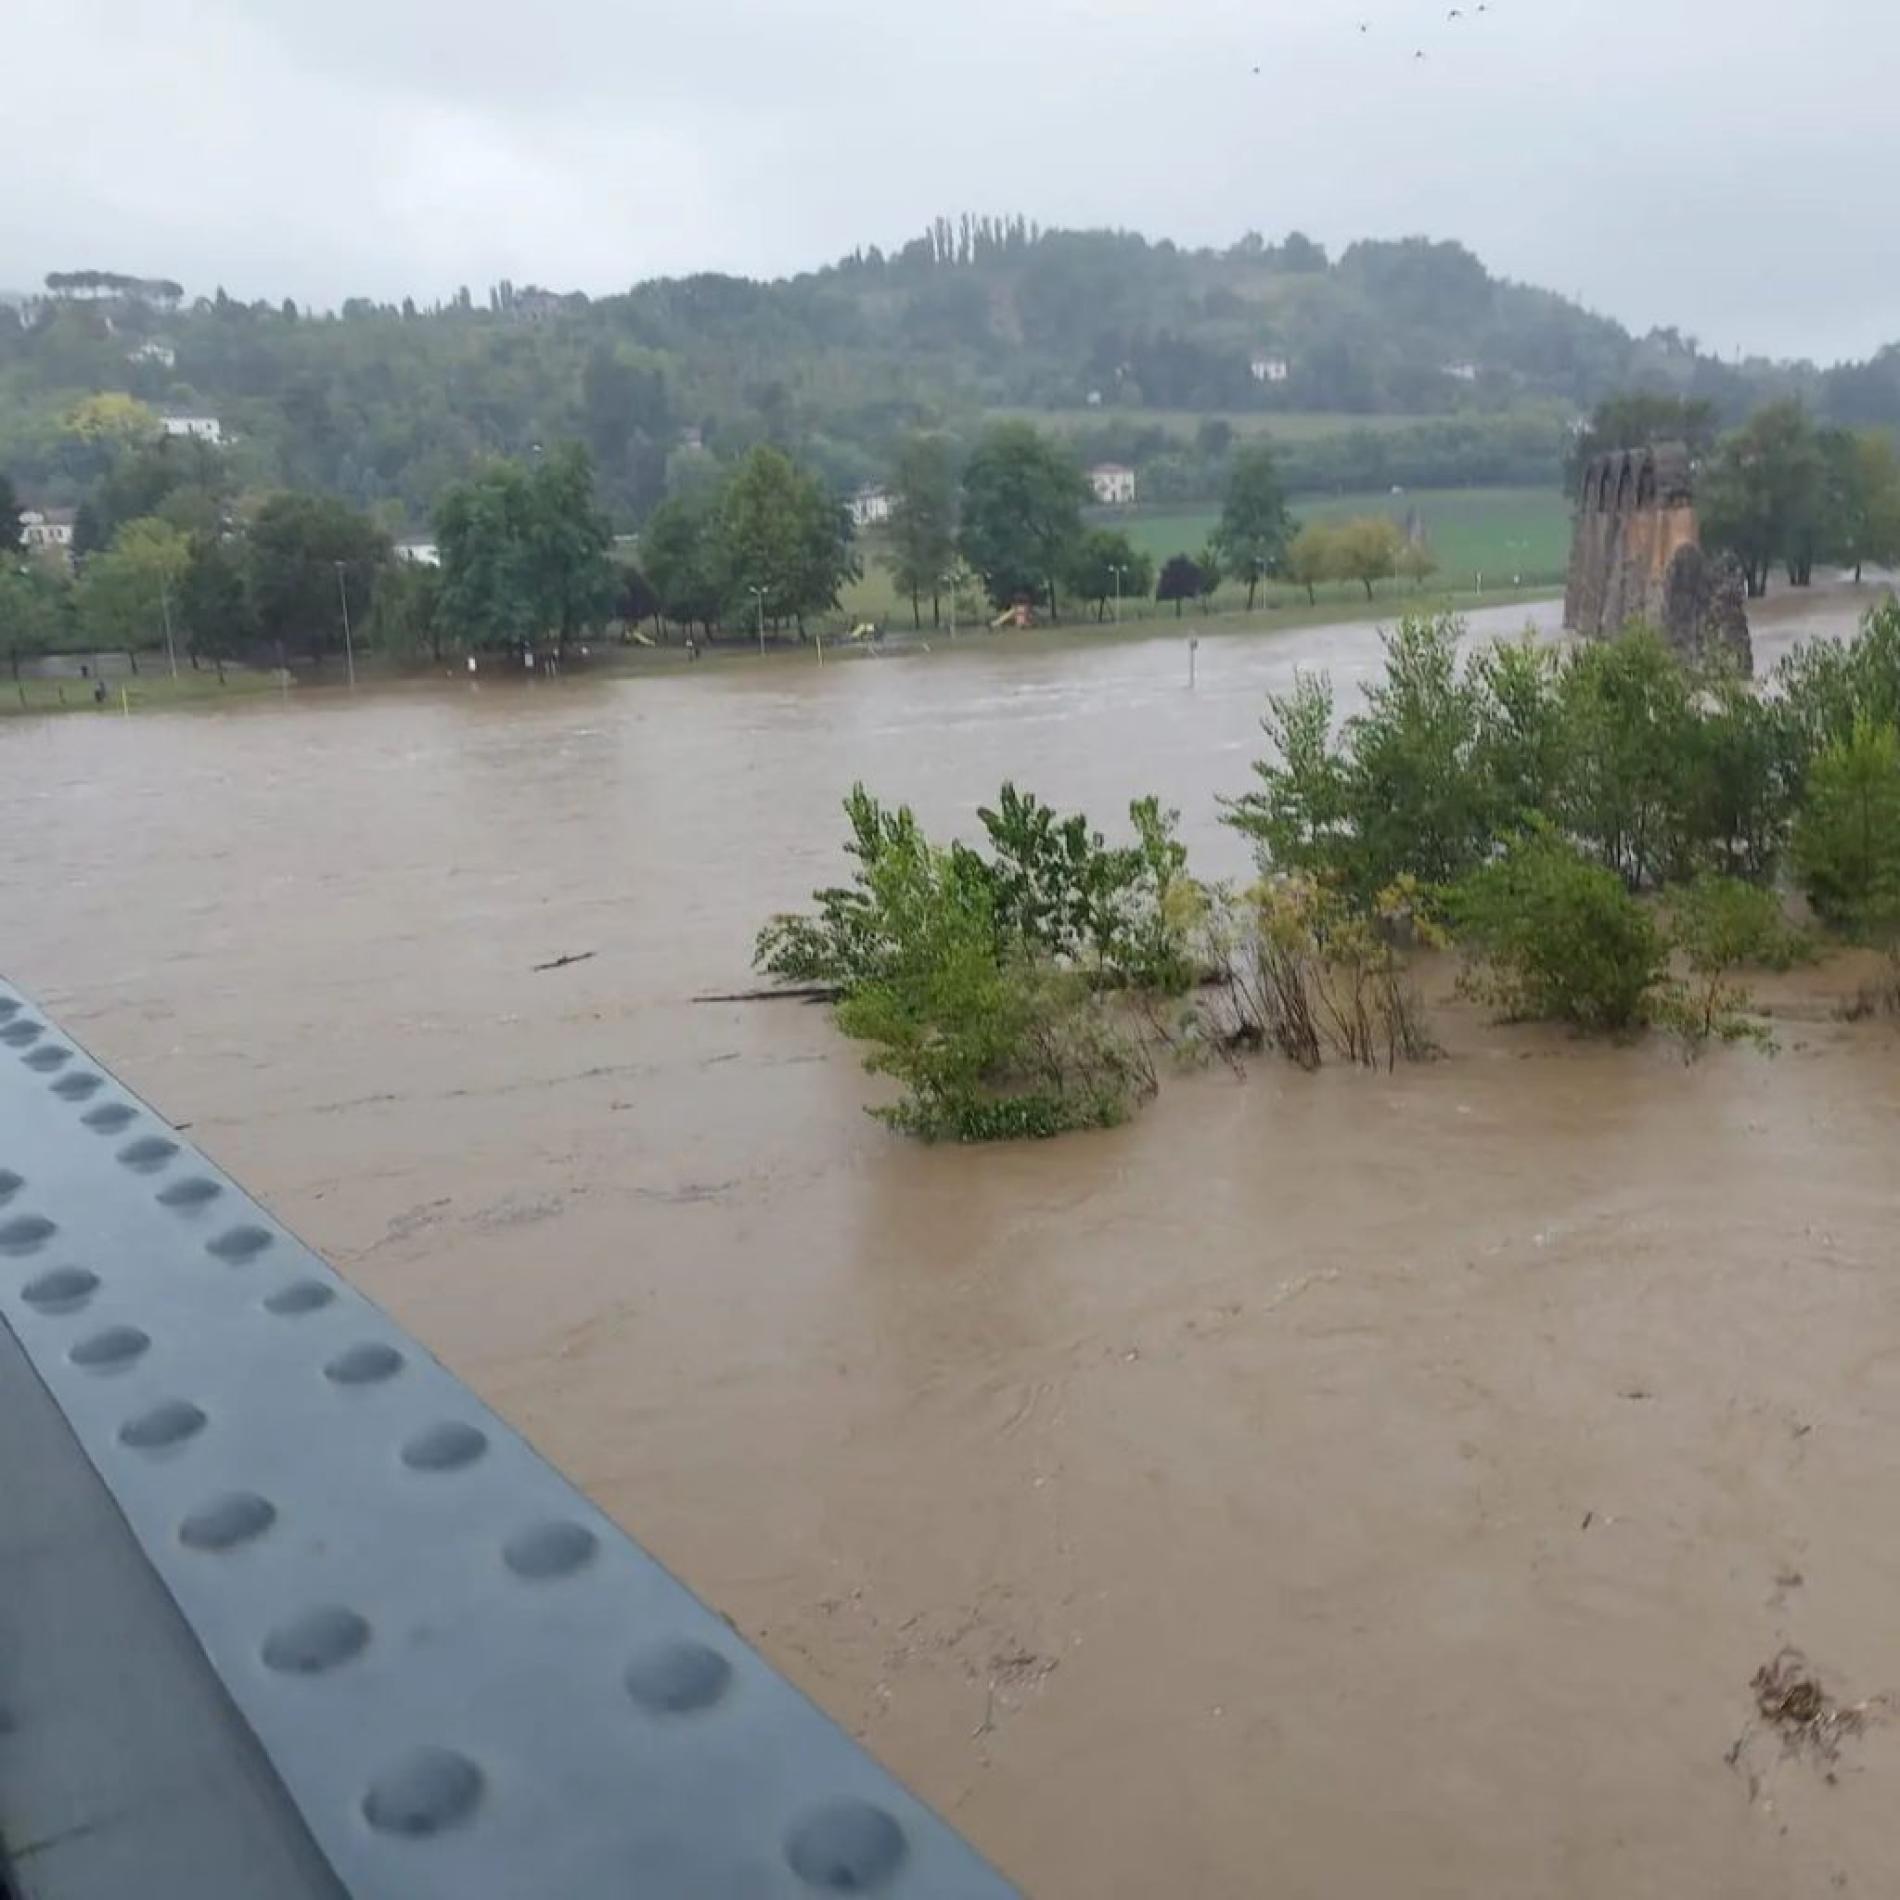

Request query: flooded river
[{"left": 5, "top": 589, "right": 1899, "bottom": 1897}]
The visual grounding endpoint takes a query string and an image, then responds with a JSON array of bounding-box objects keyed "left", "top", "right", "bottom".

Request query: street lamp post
[
  {"left": 942, "top": 569, "right": 960, "bottom": 642},
  {"left": 1110, "top": 564, "right": 1128, "bottom": 625},
  {"left": 749, "top": 585, "right": 766, "bottom": 657},
  {"left": 334, "top": 561, "right": 356, "bottom": 691}
]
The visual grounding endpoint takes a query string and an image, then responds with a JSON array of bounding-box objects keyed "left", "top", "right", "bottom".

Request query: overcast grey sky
[{"left": 5, "top": 0, "right": 1889, "bottom": 363}]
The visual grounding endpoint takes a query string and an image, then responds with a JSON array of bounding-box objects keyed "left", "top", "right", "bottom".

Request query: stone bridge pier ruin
[{"left": 1563, "top": 441, "right": 1751, "bottom": 673}]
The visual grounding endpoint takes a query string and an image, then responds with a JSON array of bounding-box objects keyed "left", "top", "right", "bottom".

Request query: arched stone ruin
[{"left": 1563, "top": 442, "right": 1751, "bottom": 673}]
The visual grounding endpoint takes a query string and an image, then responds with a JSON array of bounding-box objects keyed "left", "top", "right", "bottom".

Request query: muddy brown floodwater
[{"left": 6, "top": 588, "right": 1900, "bottom": 1897}]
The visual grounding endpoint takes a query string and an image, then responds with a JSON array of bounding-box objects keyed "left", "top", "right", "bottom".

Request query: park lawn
[
  {"left": 1111, "top": 486, "right": 1573, "bottom": 591},
  {"left": 1, "top": 665, "right": 286, "bottom": 717}
]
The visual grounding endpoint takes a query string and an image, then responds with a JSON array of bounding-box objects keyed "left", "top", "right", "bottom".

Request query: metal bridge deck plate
[{"left": 0, "top": 981, "right": 1017, "bottom": 1898}]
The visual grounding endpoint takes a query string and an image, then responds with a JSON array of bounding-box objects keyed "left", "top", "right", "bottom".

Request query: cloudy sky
[{"left": 6, "top": 0, "right": 1889, "bottom": 363}]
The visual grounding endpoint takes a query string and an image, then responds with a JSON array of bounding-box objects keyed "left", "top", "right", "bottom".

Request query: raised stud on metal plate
[
  {"left": 502, "top": 1520, "right": 599, "bottom": 1581},
  {"left": 623, "top": 1641, "right": 734, "bottom": 1715},
  {"left": 262, "top": 1606, "right": 372, "bottom": 1676},
  {"left": 179, "top": 1492, "right": 277, "bottom": 1552},
  {"left": 0, "top": 1021, "right": 42, "bottom": 1047},
  {"left": 23, "top": 1046, "right": 69, "bottom": 1072},
  {"left": 0, "top": 1214, "right": 56, "bottom": 1255},
  {"left": 51, "top": 1072, "right": 103, "bottom": 1100},
  {"left": 0, "top": 1169, "right": 20, "bottom": 1204},
  {"left": 119, "top": 1398, "right": 208, "bottom": 1451},
  {"left": 21, "top": 1264, "right": 100, "bottom": 1311},
  {"left": 362, "top": 1747, "right": 484, "bottom": 1837},
  {"left": 206, "top": 1224, "right": 273, "bottom": 1263},
  {"left": 264, "top": 1279, "right": 336, "bottom": 1316},
  {"left": 400, "top": 1421, "right": 489, "bottom": 1472},
  {"left": 157, "top": 1175, "right": 222, "bottom": 1209},
  {"left": 116, "top": 1135, "right": 180, "bottom": 1173},
  {"left": 324, "top": 1341, "right": 404, "bottom": 1386},
  {"left": 80, "top": 1102, "right": 137, "bottom": 1134},
  {"left": 69, "top": 1324, "right": 150, "bottom": 1370},
  {"left": 784, "top": 1800, "right": 909, "bottom": 1893}
]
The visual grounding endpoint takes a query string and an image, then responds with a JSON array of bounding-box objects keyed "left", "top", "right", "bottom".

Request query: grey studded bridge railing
[{"left": 0, "top": 978, "right": 1018, "bottom": 1900}]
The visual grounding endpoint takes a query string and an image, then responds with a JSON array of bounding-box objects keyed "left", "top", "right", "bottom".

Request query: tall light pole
[
  {"left": 158, "top": 571, "right": 178, "bottom": 679},
  {"left": 334, "top": 560, "right": 356, "bottom": 691},
  {"left": 749, "top": 585, "right": 766, "bottom": 657},
  {"left": 942, "top": 568, "right": 960, "bottom": 642},
  {"left": 1110, "top": 563, "right": 1128, "bottom": 625}
]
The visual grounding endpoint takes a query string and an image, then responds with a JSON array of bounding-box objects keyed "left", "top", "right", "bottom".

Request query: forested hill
[{"left": 4, "top": 221, "right": 1894, "bottom": 527}]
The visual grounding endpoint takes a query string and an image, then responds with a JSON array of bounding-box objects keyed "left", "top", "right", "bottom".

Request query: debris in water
[{"left": 1749, "top": 1649, "right": 1876, "bottom": 1764}]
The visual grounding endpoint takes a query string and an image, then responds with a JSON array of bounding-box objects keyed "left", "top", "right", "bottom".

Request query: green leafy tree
[
  {"left": 176, "top": 533, "right": 254, "bottom": 679},
  {"left": 1397, "top": 537, "right": 1438, "bottom": 591},
  {"left": 1776, "top": 601, "right": 1900, "bottom": 773},
  {"left": 248, "top": 491, "right": 391, "bottom": 663},
  {"left": 720, "top": 445, "right": 858, "bottom": 637},
  {"left": 958, "top": 422, "right": 1088, "bottom": 617},
  {"left": 1065, "top": 528, "right": 1152, "bottom": 621},
  {"left": 886, "top": 433, "right": 958, "bottom": 629},
  {"left": 367, "top": 559, "right": 443, "bottom": 664},
  {"left": 434, "top": 446, "right": 615, "bottom": 654},
  {"left": 1224, "top": 670, "right": 1351, "bottom": 877},
  {"left": 1341, "top": 613, "right": 1490, "bottom": 888},
  {"left": 1701, "top": 401, "right": 1823, "bottom": 597},
  {"left": 1214, "top": 444, "right": 1293, "bottom": 609},
  {"left": 76, "top": 517, "right": 190, "bottom": 671},
  {"left": 1227, "top": 614, "right": 1489, "bottom": 896},
  {"left": 435, "top": 461, "right": 537, "bottom": 651},
  {"left": 1470, "top": 637, "right": 1568, "bottom": 830},
  {"left": 639, "top": 489, "right": 728, "bottom": 635},
  {"left": 0, "top": 564, "right": 70, "bottom": 681},
  {"left": 74, "top": 436, "right": 227, "bottom": 555},
  {"left": 1823, "top": 430, "right": 1900, "bottom": 584},
  {"left": 1330, "top": 515, "right": 1404, "bottom": 601},
  {"left": 1155, "top": 553, "right": 1201, "bottom": 618},
  {"left": 1195, "top": 540, "right": 1223, "bottom": 606},
  {"left": 1566, "top": 392, "right": 1718, "bottom": 486},
  {"left": 1791, "top": 719, "right": 1900, "bottom": 932},
  {"left": 1286, "top": 522, "right": 1336, "bottom": 605},
  {"left": 0, "top": 474, "right": 22, "bottom": 555},
  {"left": 616, "top": 563, "right": 662, "bottom": 634},
  {"left": 523, "top": 444, "right": 618, "bottom": 653},
  {"left": 1555, "top": 626, "right": 1702, "bottom": 888}
]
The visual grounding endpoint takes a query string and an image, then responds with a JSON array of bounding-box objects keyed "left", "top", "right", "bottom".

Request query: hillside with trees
[{"left": 5, "top": 221, "right": 1896, "bottom": 530}]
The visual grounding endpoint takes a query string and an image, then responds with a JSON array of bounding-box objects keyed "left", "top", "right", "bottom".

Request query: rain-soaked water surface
[{"left": 6, "top": 590, "right": 1900, "bottom": 1897}]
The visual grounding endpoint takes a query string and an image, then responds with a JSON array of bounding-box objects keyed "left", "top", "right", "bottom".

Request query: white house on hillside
[
  {"left": 161, "top": 414, "right": 223, "bottom": 444},
  {"left": 847, "top": 485, "right": 892, "bottom": 529},
  {"left": 20, "top": 507, "right": 75, "bottom": 559},
  {"left": 1089, "top": 463, "right": 1136, "bottom": 507},
  {"left": 1250, "top": 354, "right": 1290, "bottom": 384},
  {"left": 1442, "top": 362, "right": 1479, "bottom": 384},
  {"left": 395, "top": 540, "right": 441, "bottom": 567},
  {"left": 129, "top": 339, "right": 176, "bottom": 369}
]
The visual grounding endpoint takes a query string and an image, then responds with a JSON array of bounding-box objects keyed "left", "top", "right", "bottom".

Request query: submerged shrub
[
  {"left": 1449, "top": 828, "right": 1665, "bottom": 1033},
  {"left": 1790, "top": 719, "right": 1900, "bottom": 935}
]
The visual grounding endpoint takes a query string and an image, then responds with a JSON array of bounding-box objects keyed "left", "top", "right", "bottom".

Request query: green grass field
[
  {"left": 983, "top": 407, "right": 1468, "bottom": 444},
  {"left": 0, "top": 666, "right": 287, "bottom": 717},
  {"left": 1111, "top": 486, "right": 1572, "bottom": 589},
  {"left": 840, "top": 482, "right": 1568, "bottom": 631}
]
